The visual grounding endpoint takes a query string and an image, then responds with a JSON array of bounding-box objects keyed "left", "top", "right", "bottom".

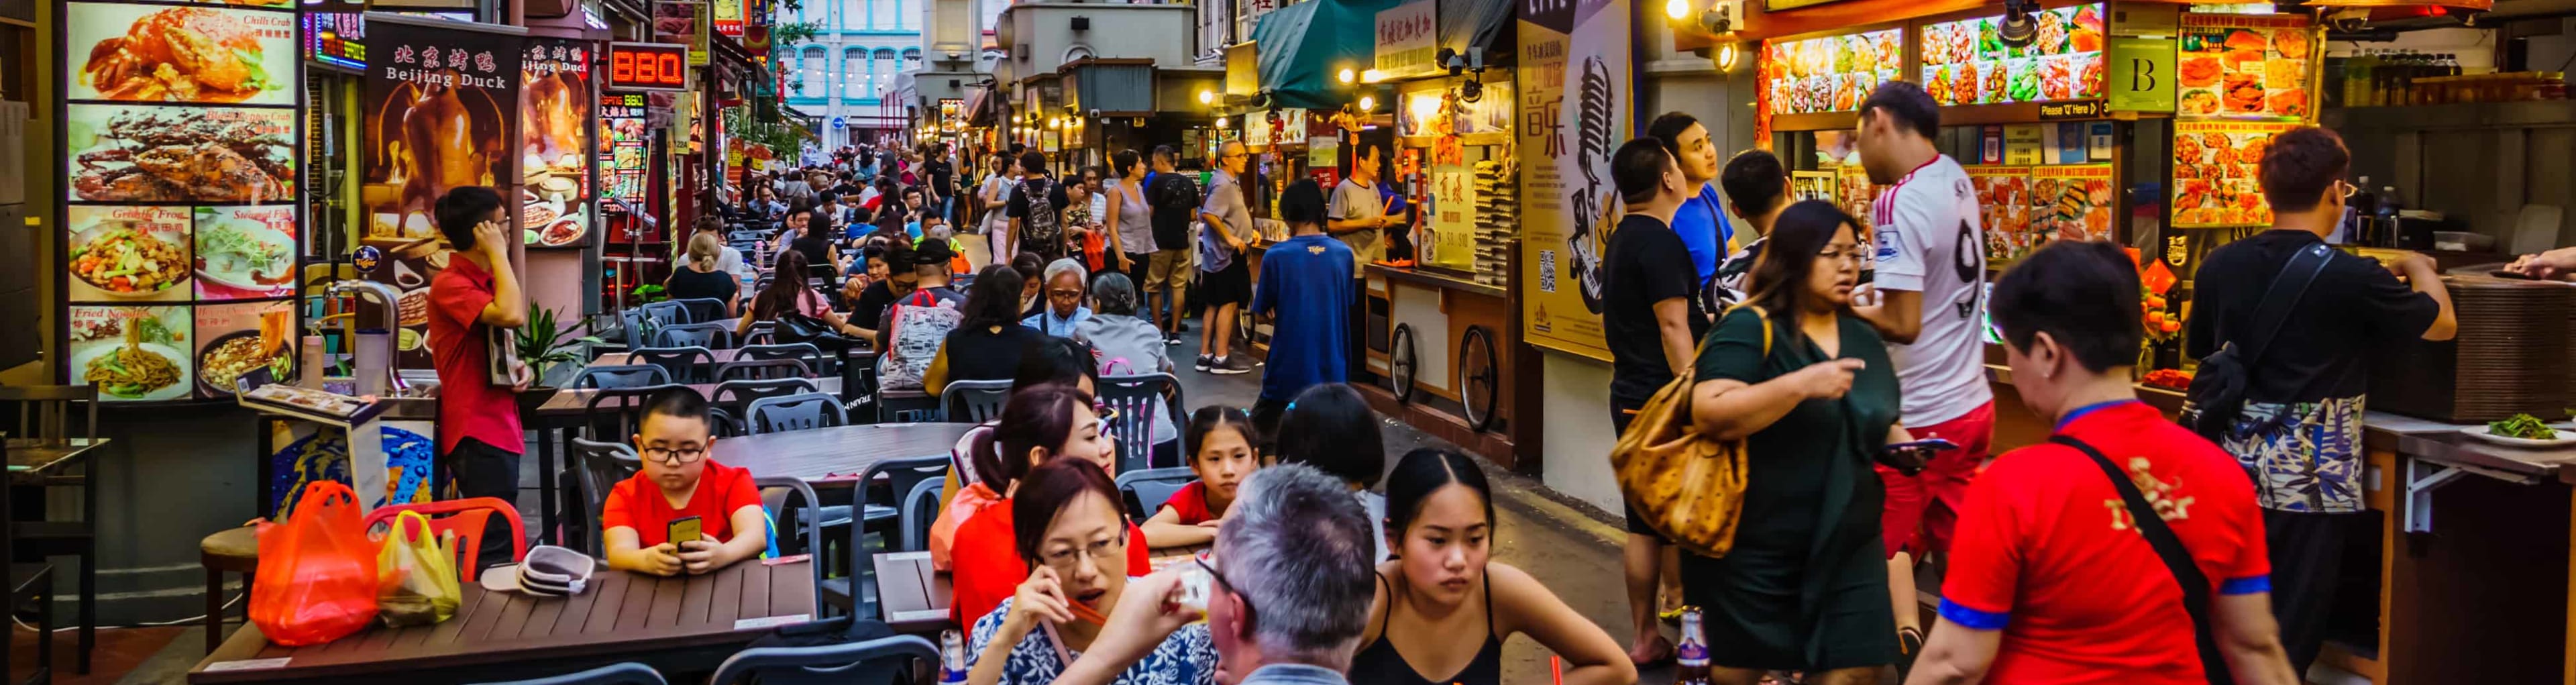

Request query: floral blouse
[{"left": 969, "top": 596, "right": 1216, "bottom": 685}]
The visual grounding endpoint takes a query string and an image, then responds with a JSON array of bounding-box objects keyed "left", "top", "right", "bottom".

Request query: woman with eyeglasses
[
  {"left": 932, "top": 336, "right": 1106, "bottom": 570},
  {"left": 602, "top": 387, "right": 770, "bottom": 577},
  {"left": 949, "top": 384, "right": 1150, "bottom": 629},
  {"left": 967, "top": 458, "right": 1216, "bottom": 685},
  {"left": 1682, "top": 200, "right": 1915, "bottom": 684}
]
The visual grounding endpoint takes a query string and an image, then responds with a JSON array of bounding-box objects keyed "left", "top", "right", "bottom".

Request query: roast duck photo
[
  {"left": 80, "top": 7, "right": 274, "bottom": 103},
  {"left": 73, "top": 109, "right": 291, "bottom": 203},
  {"left": 374, "top": 78, "right": 504, "bottom": 238}
]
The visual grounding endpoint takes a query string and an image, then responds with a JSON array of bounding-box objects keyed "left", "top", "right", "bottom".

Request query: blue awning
[{"left": 1253, "top": 0, "right": 1402, "bottom": 110}]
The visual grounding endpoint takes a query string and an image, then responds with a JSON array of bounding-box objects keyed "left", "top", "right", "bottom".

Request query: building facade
[{"left": 779, "top": 0, "right": 925, "bottom": 144}]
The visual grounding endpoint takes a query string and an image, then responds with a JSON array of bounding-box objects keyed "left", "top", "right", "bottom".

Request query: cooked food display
[
  {"left": 72, "top": 107, "right": 292, "bottom": 202},
  {"left": 85, "top": 324, "right": 181, "bottom": 399},
  {"left": 78, "top": 7, "right": 276, "bottom": 103},
  {"left": 199, "top": 331, "right": 288, "bottom": 395},
  {"left": 72, "top": 225, "right": 187, "bottom": 297},
  {"left": 539, "top": 218, "right": 584, "bottom": 246},
  {"left": 1766, "top": 30, "right": 1902, "bottom": 115},
  {"left": 2489, "top": 414, "right": 2560, "bottom": 441},
  {"left": 2171, "top": 123, "right": 2294, "bottom": 227},
  {"left": 1918, "top": 5, "right": 2104, "bottom": 106},
  {"left": 2179, "top": 16, "right": 2315, "bottom": 119},
  {"left": 194, "top": 215, "right": 292, "bottom": 293}
]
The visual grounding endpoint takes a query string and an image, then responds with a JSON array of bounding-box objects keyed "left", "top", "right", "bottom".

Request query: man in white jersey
[{"left": 1851, "top": 80, "right": 1994, "bottom": 666}]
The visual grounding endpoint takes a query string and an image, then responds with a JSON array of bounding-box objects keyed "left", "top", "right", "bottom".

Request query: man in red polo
[{"left": 427, "top": 186, "right": 529, "bottom": 570}]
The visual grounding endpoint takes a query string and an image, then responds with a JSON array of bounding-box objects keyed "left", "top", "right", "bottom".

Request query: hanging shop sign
[
  {"left": 306, "top": 11, "right": 367, "bottom": 70},
  {"left": 600, "top": 94, "right": 648, "bottom": 203},
  {"left": 60, "top": 0, "right": 306, "bottom": 402},
  {"left": 1765, "top": 28, "right": 1902, "bottom": 115},
  {"left": 1517, "top": 0, "right": 1629, "bottom": 360},
  {"left": 2177, "top": 13, "right": 2315, "bottom": 119},
  {"left": 1424, "top": 166, "right": 1474, "bottom": 271},
  {"left": 1246, "top": 111, "right": 1273, "bottom": 148},
  {"left": 361, "top": 14, "right": 524, "bottom": 368},
  {"left": 2171, "top": 119, "right": 2297, "bottom": 228},
  {"left": 2037, "top": 101, "right": 2103, "bottom": 119},
  {"left": 522, "top": 38, "right": 595, "bottom": 248},
  {"left": 2108, "top": 36, "right": 2177, "bottom": 113},
  {"left": 1919, "top": 3, "right": 2106, "bottom": 107},
  {"left": 607, "top": 42, "right": 692, "bottom": 91},
  {"left": 1397, "top": 81, "right": 1513, "bottom": 140},
  {"left": 713, "top": 0, "right": 743, "bottom": 38},
  {"left": 650, "top": 1, "right": 708, "bottom": 67},
  {"left": 1374, "top": 0, "right": 1438, "bottom": 81}
]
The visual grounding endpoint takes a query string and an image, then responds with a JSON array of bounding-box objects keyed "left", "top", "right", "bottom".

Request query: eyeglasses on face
[
  {"left": 640, "top": 445, "right": 707, "bottom": 465},
  {"left": 1039, "top": 528, "right": 1128, "bottom": 567},
  {"left": 1193, "top": 556, "right": 1255, "bottom": 629}
]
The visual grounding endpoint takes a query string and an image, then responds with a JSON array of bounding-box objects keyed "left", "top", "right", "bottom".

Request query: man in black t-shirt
[
  {"left": 1143, "top": 145, "right": 1200, "bottom": 344},
  {"left": 924, "top": 144, "right": 956, "bottom": 221},
  {"left": 2185, "top": 126, "right": 2455, "bottom": 675},
  {"left": 1597, "top": 137, "right": 1707, "bottom": 664}
]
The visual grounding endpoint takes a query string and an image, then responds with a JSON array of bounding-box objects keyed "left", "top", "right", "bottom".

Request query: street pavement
[{"left": 1169, "top": 330, "right": 1680, "bottom": 685}]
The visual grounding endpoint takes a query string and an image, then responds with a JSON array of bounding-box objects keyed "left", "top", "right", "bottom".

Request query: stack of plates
[{"left": 2370, "top": 276, "right": 2574, "bottom": 423}]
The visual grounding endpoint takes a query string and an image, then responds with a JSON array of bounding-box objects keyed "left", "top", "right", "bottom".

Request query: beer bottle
[
  {"left": 941, "top": 629, "right": 970, "bottom": 684},
  {"left": 1676, "top": 607, "right": 1712, "bottom": 685}
]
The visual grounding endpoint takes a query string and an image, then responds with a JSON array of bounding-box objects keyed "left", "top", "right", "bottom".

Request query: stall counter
[{"left": 1361, "top": 262, "right": 1519, "bottom": 468}]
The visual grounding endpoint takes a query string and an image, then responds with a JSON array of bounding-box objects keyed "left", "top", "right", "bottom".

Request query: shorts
[
  {"left": 1146, "top": 249, "right": 1193, "bottom": 292},
  {"left": 1612, "top": 402, "right": 1662, "bottom": 538},
  {"left": 1878, "top": 401, "right": 1996, "bottom": 558},
  {"left": 1198, "top": 256, "right": 1251, "bottom": 307}
]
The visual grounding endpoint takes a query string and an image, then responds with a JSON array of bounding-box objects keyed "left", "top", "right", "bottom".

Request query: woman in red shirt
[
  {"left": 1906, "top": 241, "right": 2296, "bottom": 685},
  {"left": 949, "top": 384, "right": 1146, "bottom": 626}
]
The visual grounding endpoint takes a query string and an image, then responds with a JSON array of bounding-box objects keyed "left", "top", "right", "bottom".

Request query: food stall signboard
[
  {"left": 362, "top": 14, "right": 524, "bottom": 368},
  {"left": 1765, "top": 28, "right": 1902, "bottom": 115},
  {"left": 600, "top": 93, "right": 648, "bottom": 203},
  {"left": 1968, "top": 166, "right": 2031, "bottom": 260},
  {"left": 523, "top": 38, "right": 596, "bottom": 248},
  {"left": 2177, "top": 13, "right": 2314, "bottom": 119},
  {"left": 2171, "top": 120, "right": 2298, "bottom": 227},
  {"left": 1425, "top": 166, "right": 1475, "bottom": 271},
  {"left": 1517, "top": 0, "right": 1629, "bottom": 360},
  {"left": 2107, "top": 37, "right": 2177, "bottom": 113},
  {"left": 306, "top": 11, "right": 367, "bottom": 71},
  {"left": 61, "top": 0, "right": 306, "bottom": 402},
  {"left": 1374, "top": 0, "right": 1438, "bottom": 81},
  {"left": 713, "top": 0, "right": 743, "bottom": 38},
  {"left": 607, "top": 42, "right": 692, "bottom": 92},
  {"left": 1919, "top": 4, "right": 2106, "bottom": 107}
]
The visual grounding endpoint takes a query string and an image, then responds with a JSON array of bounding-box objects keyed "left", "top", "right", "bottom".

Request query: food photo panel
[
  {"left": 65, "top": 206, "right": 193, "bottom": 303},
  {"left": 67, "top": 103, "right": 298, "bottom": 204},
  {"left": 2178, "top": 13, "right": 2314, "bottom": 119},
  {"left": 68, "top": 305, "right": 195, "bottom": 403},
  {"left": 195, "top": 300, "right": 296, "bottom": 397},
  {"left": 194, "top": 205, "right": 298, "bottom": 299},
  {"left": 68, "top": 3, "right": 300, "bottom": 106}
]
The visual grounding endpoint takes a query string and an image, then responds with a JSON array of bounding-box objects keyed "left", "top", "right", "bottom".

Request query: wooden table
[
  {"left": 3, "top": 437, "right": 105, "bottom": 476},
  {"left": 869, "top": 544, "right": 1210, "bottom": 635},
  {"left": 188, "top": 559, "right": 816, "bottom": 684},
  {"left": 705, "top": 423, "right": 975, "bottom": 481},
  {"left": 527, "top": 378, "right": 843, "bottom": 546}
]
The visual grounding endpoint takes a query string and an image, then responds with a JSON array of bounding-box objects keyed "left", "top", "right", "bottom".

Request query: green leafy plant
[
  {"left": 515, "top": 305, "right": 603, "bottom": 385},
  {"left": 631, "top": 283, "right": 668, "bottom": 303}
]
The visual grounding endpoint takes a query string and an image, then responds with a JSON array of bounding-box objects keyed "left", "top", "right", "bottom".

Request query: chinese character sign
[
  {"left": 1516, "top": 0, "right": 1629, "bottom": 361},
  {"left": 523, "top": 37, "right": 596, "bottom": 248},
  {"left": 362, "top": 15, "right": 525, "bottom": 367},
  {"left": 1375, "top": 1, "right": 1438, "bottom": 80}
]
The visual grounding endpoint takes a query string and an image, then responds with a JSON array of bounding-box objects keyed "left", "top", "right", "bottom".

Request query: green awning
[{"left": 1254, "top": 0, "right": 1402, "bottom": 111}]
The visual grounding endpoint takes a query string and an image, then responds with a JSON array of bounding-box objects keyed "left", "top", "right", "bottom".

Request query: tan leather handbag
[{"left": 1610, "top": 306, "right": 1770, "bottom": 558}]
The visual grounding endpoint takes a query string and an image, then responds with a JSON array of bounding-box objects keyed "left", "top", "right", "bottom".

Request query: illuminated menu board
[
  {"left": 600, "top": 93, "right": 649, "bottom": 203},
  {"left": 2178, "top": 13, "right": 2314, "bottom": 119},
  {"left": 62, "top": 2, "right": 304, "bottom": 401},
  {"left": 522, "top": 38, "right": 596, "bottom": 248},
  {"left": 305, "top": 12, "right": 365, "bottom": 70},
  {"left": 1919, "top": 4, "right": 2106, "bottom": 107},
  {"left": 1765, "top": 28, "right": 1903, "bottom": 115}
]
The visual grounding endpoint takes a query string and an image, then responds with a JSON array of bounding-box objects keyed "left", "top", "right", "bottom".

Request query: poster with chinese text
[{"left": 1516, "top": 0, "right": 1628, "bottom": 361}]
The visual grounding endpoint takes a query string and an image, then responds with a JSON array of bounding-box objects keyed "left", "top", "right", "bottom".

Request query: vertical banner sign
[
  {"left": 362, "top": 15, "right": 523, "bottom": 368},
  {"left": 522, "top": 38, "right": 596, "bottom": 248},
  {"left": 62, "top": 0, "right": 306, "bottom": 401},
  {"left": 2108, "top": 37, "right": 2176, "bottom": 113},
  {"left": 600, "top": 94, "right": 649, "bottom": 203},
  {"left": 1516, "top": 0, "right": 1629, "bottom": 361},
  {"left": 1426, "top": 166, "right": 1475, "bottom": 271},
  {"left": 1374, "top": 1, "right": 1438, "bottom": 81},
  {"left": 713, "top": 0, "right": 744, "bottom": 38}
]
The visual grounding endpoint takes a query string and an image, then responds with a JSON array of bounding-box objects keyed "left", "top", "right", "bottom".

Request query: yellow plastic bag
[{"left": 376, "top": 510, "right": 462, "bottom": 627}]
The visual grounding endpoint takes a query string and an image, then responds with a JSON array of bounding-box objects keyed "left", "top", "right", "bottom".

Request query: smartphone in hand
[
  {"left": 667, "top": 516, "right": 703, "bottom": 547},
  {"left": 1878, "top": 438, "right": 1958, "bottom": 476}
]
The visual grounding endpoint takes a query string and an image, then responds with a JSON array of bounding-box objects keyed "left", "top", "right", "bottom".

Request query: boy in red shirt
[
  {"left": 1907, "top": 242, "right": 2296, "bottom": 685},
  {"left": 601, "top": 388, "right": 770, "bottom": 576},
  {"left": 426, "top": 187, "right": 529, "bottom": 570}
]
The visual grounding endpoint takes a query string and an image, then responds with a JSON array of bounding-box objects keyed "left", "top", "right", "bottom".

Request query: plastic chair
[
  {"left": 627, "top": 346, "right": 717, "bottom": 384},
  {"left": 706, "top": 634, "right": 937, "bottom": 685},
  {"left": 708, "top": 406, "right": 744, "bottom": 438},
  {"left": 740, "top": 342, "right": 831, "bottom": 376},
  {"left": 573, "top": 364, "right": 672, "bottom": 390},
  {"left": 1096, "top": 373, "right": 1184, "bottom": 472},
  {"left": 362, "top": 497, "right": 527, "bottom": 583},
  {"left": 616, "top": 309, "right": 655, "bottom": 351},
  {"left": 938, "top": 379, "right": 1012, "bottom": 423},
  {"left": 898, "top": 476, "right": 943, "bottom": 554},
  {"left": 639, "top": 301, "right": 687, "bottom": 327},
  {"left": 580, "top": 384, "right": 683, "bottom": 443},
  {"left": 566, "top": 439, "right": 644, "bottom": 558},
  {"left": 657, "top": 322, "right": 738, "bottom": 350},
  {"left": 470, "top": 662, "right": 667, "bottom": 685},
  {"left": 818, "top": 455, "right": 948, "bottom": 617},
  {"left": 718, "top": 358, "right": 817, "bottom": 382},
  {"left": 741, "top": 321, "right": 778, "bottom": 347},
  {"left": 746, "top": 392, "right": 848, "bottom": 434},
  {"left": 757, "top": 476, "right": 826, "bottom": 559},
  {"left": 1114, "top": 468, "right": 1197, "bottom": 521},
  {"left": 669, "top": 297, "right": 732, "bottom": 325}
]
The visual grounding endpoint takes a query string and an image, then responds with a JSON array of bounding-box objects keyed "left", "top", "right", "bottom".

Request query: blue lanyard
[{"left": 2056, "top": 399, "right": 2144, "bottom": 431}]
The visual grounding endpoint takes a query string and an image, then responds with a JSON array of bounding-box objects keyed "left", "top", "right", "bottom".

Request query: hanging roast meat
[{"left": 396, "top": 82, "right": 490, "bottom": 233}]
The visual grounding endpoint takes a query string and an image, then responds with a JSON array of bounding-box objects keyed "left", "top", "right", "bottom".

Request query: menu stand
[{"left": 235, "top": 371, "right": 398, "bottom": 518}]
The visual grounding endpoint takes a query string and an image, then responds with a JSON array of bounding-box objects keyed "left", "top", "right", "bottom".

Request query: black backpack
[{"left": 2179, "top": 244, "right": 2332, "bottom": 441}]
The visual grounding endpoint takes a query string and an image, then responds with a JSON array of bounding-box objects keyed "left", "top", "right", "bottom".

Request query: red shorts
[{"left": 1878, "top": 401, "right": 1994, "bottom": 559}]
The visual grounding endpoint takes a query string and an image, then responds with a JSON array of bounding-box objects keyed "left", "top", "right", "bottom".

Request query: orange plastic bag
[{"left": 250, "top": 481, "right": 380, "bottom": 645}]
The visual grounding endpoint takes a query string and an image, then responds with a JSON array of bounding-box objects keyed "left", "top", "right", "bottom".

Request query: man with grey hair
[
  {"left": 1055, "top": 464, "right": 1376, "bottom": 685},
  {"left": 1022, "top": 257, "right": 1093, "bottom": 336}
]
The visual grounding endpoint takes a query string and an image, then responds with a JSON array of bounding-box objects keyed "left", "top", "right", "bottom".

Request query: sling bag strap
[
  {"left": 2049, "top": 435, "right": 2235, "bottom": 685},
  {"left": 2237, "top": 243, "right": 2334, "bottom": 371}
]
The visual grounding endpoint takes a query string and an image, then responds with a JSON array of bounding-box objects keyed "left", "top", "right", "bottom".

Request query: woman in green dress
[{"left": 1686, "top": 200, "right": 1918, "bottom": 684}]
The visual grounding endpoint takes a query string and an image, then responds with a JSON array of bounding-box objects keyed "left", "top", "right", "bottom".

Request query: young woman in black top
[
  {"left": 924, "top": 265, "right": 1041, "bottom": 395},
  {"left": 736, "top": 249, "right": 862, "bottom": 338},
  {"left": 664, "top": 232, "right": 740, "bottom": 311}
]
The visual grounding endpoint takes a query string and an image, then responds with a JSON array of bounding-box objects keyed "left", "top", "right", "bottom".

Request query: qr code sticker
[{"left": 1538, "top": 250, "right": 1558, "bottom": 293}]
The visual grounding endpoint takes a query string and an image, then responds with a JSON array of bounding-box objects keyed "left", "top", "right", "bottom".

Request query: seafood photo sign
[
  {"left": 1516, "top": 0, "right": 1629, "bottom": 361},
  {"left": 60, "top": 0, "right": 305, "bottom": 402}
]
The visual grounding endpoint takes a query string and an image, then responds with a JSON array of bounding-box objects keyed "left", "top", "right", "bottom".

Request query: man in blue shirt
[
  {"left": 1248, "top": 179, "right": 1355, "bottom": 431},
  {"left": 1646, "top": 111, "right": 1737, "bottom": 287}
]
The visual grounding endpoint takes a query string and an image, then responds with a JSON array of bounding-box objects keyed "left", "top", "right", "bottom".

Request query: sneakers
[
  {"left": 1193, "top": 354, "right": 1214, "bottom": 372},
  {"left": 1209, "top": 356, "right": 1254, "bottom": 375},
  {"left": 1166, "top": 333, "right": 1184, "bottom": 346}
]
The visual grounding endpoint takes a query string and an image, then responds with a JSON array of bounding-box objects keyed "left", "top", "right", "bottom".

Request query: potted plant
[{"left": 515, "top": 305, "right": 603, "bottom": 415}]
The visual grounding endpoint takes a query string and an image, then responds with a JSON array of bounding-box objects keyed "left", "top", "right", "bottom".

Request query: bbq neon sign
[{"left": 606, "top": 42, "right": 690, "bottom": 91}]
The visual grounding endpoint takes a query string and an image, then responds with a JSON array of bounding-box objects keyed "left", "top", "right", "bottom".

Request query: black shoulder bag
[
  {"left": 2049, "top": 435, "right": 2235, "bottom": 685},
  {"left": 2180, "top": 243, "right": 2332, "bottom": 441}
]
